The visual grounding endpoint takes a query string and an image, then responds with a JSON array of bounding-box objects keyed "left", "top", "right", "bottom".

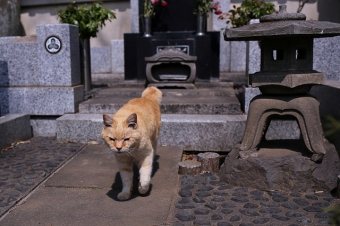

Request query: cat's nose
[{"left": 116, "top": 147, "right": 122, "bottom": 152}]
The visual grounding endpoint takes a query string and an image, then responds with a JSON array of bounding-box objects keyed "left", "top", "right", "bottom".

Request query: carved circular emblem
[{"left": 45, "top": 36, "right": 62, "bottom": 54}]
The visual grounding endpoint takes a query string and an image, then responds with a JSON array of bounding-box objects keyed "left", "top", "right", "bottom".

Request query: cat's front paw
[
  {"left": 138, "top": 182, "right": 150, "bottom": 194},
  {"left": 117, "top": 191, "right": 131, "bottom": 201}
]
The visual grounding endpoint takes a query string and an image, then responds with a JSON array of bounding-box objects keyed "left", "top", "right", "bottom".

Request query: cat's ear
[
  {"left": 126, "top": 113, "right": 138, "bottom": 129},
  {"left": 103, "top": 114, "right": 114, "bottom": 127}
]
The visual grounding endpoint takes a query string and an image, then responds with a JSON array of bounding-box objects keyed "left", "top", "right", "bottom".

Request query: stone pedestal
[
  {"left": 219, "top": 140, "right": 340, "bottom": 193},
  {"left": 241, "top": 94, "right": 326, "bottom": 162}
]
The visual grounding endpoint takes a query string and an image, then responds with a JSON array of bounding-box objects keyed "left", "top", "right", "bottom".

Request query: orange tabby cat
[{"left": 102, "top": 87, "right": 162, "bottom": 200}]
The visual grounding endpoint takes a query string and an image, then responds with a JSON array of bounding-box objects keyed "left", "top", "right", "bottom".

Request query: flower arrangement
[
  {"left": 143, "top": 0, "right": 168, "bottom": 18},
  {"left": 57, "top": 1, "right": 116, "bottom": 40},
  {"left": 196, "top": 0, "right": 223, "bottom": 15},
  {"left": 218, "top": 0, "right": 275, "bottom": 28}
]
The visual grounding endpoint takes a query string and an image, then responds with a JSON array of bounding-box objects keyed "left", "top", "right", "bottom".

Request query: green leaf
[
  {"left": 228, "top": 0, "right": 275, "bottom": 28},
  {"left": 57, "top": 1, "right": 116, "bottom": 39}
]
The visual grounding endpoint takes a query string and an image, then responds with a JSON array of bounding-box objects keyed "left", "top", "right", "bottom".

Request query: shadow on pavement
[{"left": 106, "top": 155, "right": 160, "bottom": 201}]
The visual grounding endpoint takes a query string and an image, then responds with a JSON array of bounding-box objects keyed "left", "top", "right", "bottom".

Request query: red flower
[
  {"left": 214, "top": 10, "right": 222, "bottom": 15},
  {"left": 161, "top": 1, "right": 168, "bottom": 7}
]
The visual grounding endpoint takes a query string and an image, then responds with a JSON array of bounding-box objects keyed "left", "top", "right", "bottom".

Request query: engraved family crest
[{"left": 45, "top": 36, "right": 62, "bottom": 54}]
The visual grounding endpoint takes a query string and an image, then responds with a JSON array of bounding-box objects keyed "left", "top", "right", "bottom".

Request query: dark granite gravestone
[
  {"left": 125, "top": 0, "right": 219, "bottom": 84},
  {"left": 138, "top": 0, "right": 198, "bottom": 32}
]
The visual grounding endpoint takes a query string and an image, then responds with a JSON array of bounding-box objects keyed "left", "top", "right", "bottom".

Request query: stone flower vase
[
  {"left": 196, "top": 14, "right": 207, "bottom": 36},
  {"left": 143, "top": 17, "right": 152, "bottom": 37},
  {"left": 79, "top": 38, "right": 92, "bottom": 91}
]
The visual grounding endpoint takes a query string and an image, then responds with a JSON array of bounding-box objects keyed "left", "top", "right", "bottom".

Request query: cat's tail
[{"left": 142, "top": 86, "right": 162, "bottom": 104}]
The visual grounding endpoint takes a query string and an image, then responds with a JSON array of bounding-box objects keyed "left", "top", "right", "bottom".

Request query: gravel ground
[
  {"left": 172, "top": 173, "right": 340, "bottom": 226},
  {"left": 0, "top": 137, "right": 85, "bottom": 217}
]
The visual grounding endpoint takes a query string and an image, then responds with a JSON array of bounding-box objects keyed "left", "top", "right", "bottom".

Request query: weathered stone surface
[
  {"left": 57, "top": 113, "right": 246, "bottom": 152},
  {"left": 0, "top": 114, "right": 32, "bottom": 151},
  {"left": 313, "top": 141, "right": 340, "bottom": 192},
  {"left": 219, "top": 141, "right": 340, "bottom": 193},
  {"left": 0, "top": 86, "right": 84, "bottom": 116},
  {"left": 240, "top": 95, "right": 326, "bottom": 160},
  {"left": 0, "top": 0, "right": 20, "bottom": 36},
  {"left": 178, "top": 160, "right": 201, "bottom": 175},
  {"left": 197, "top": 152, "right": 220, "bottom": 173}
]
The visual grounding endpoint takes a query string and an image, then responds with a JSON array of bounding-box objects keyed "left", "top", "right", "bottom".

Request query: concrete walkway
[{"left": 0, "top": 138, "right": 182, "bottom": 226}]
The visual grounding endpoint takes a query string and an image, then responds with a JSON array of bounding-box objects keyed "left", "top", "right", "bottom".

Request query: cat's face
[{"left": 102, "top": 113, "right": 140, "bottom": 154}]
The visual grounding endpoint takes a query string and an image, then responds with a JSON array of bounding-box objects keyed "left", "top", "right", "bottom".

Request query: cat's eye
[
  {"left": 109, "top": 137, "right": 116, "bottom": 142},
  {"left": 124, "top": 138, "right": 130, "bottom": 142}
]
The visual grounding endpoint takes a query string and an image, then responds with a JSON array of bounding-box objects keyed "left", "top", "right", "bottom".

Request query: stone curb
[{"left": 0, "top": 114, "right": 32, "bottom": 151}]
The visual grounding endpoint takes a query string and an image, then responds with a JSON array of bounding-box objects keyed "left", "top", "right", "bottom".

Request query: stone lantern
[{"left": 224, "top": 5, "right": 340, "bottom": 162}]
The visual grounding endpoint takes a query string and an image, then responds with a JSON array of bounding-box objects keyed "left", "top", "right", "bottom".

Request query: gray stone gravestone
[{"left": 0, "top": 24, "right": 84, "bottom": 136}]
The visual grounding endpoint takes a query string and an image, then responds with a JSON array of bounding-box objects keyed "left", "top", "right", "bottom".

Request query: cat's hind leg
[
  {"left": 116, "top": 156, "right": 134, "bottom": 200},
  {"left": 137, "top": 151, "right": 154, "bottom": 195}
]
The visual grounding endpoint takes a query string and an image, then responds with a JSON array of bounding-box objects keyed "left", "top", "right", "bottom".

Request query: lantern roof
[{"left": 224, "top": 5, "right": 340, "bottom": 41}]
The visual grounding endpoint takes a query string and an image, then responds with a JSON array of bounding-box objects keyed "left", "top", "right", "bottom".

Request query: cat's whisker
[{"left": 125, "top": 150, "right": 137, "bottom": 159}]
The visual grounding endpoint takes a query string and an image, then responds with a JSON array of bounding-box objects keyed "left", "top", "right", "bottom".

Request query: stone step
[
  {"left": 0, "top": 114, "right": 32, "bottom": 150},
  {"left": 92, "top": 87, "right": 237, "bottom": 98},
  {"left": 91, "top": 74, "right": 235, "bottom": 89},
  {"left": 80, "top": 87, "right": 242, "bottom": 115},
  {"left": 56, "top": 113, "right": 247, "bottom": 152}
]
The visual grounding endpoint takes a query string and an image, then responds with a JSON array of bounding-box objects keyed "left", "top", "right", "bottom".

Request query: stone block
[
  {"left": 0, "top": 41, "right": 38, "bottom": 86},
  {"left": 79, "top": 95, "right": 241, "bottom": 115},
  {"left": 314, "top": 36, "right": 340, "bottom": 81},
  {"left": 57, "top": 114, "right": 104, "bottom": 143},
  {"left": 0, "top": 59, "right": 8, "bottom": 86},
  {"left": 0, "top": 85, "right": 84, "bottom": 115},
  {"left": 0, "top": 114, "right": 32, "bottom": 150},
  {"left": 247, "top": 41, "right": 261, "bottom": 76},
  {"left": 91, "top": 46, "right": 111, "bottom": 73},
  {"left": 220, "top": 39, "right": 230, "bottom": 72},
  {"left": 0, "top": 36, "right": 20, "bottom": 44},
  {"left": 37, "top": 24, "right": 81, "bottom": 86},
  {"left": 266, "top": 120, "right": 300, "bottom": 140},
  {"left": 159, "top": 114, "right": 246, "bottom": 152},
  {"left": 230, "top": 41, "right": 246, "bottom": 72},
  {"left": 111, "top": 39, "right": 125, "bottom": 73},
  {"left": 30, "top": 117, "right": 58, "bottom": 137},
  {"left": 0, "top": 25, "right": 81, "bottom": 87},
  {"left": 56, "top": 113, "right": 247, "bottom": 152},
  {"left": 130, "top": 0, "right": 140, "bottom": 33}
]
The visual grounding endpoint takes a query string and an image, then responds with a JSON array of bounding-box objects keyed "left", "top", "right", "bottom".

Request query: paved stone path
[
  {"left": 0, "top": 137, "right": 85, "bottom": 217},
  {"left": 172, "top": 173, "right": 339, "bottom": 226},
  {"left": 0, "top": 137, "right": 339, "bottom": 225}
]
